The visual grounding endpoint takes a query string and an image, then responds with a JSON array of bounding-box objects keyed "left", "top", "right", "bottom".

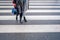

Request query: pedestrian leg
[
  {"left": 16, "top": 7, "right": 19, "bottom": 21},
  {"left": 23, "top": 2, "right": 27, "bottom": 22},
  {"left": 20, "top": 7, "right": 23, "bottom": 23}
]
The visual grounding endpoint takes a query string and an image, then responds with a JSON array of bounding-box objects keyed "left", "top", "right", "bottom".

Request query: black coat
[
  {"left": 13, "top": 0, "right": 22, "bottom": 6},
  {"left": 13, "top": 0, "right": 16, "bottom": 4}
]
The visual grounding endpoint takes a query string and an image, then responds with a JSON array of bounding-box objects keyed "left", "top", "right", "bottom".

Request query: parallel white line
[
  {"left": 29, "top": 2, "right": 59, "bottom": 4},
  {"left": 1, "top": 10, "right": 60, "bottom": 13},
  {"left": 29, "top": 6, "right": 60, "bottom": 8},
  {"left": 26, "top": 10, "right": 60, "bottom": 12},
  {"left": 0, "top": 25, "right": 60, "bottom": 33},
  {"left": 29, "top": 3, "right": 60, "bottom": 4},
  {"left": 0, "top": 3, "right": 12, "bottom": 5},
  {"left": 29, "top": 1, "right": 60, "bottom": 3},
  {"left": 1, "top": 6, "right": 60, "bottom": 8},
  {"left": 0, "top": 1, "right": 12, "bottom": 2},
  {"left": 30, "top": 0, "right": 59, "bottom": 1},
  {"left": 0, "top": 16, "right": 60, "bottom": 20},
  {"left": 29, "top": 3, "right": 60, "bottom": 5},
  {"left": 0, "top": 6, "right": 14, "bottom": 8},
  {"left": 0, "top": 10, "right": 12, "bottom": 13}
]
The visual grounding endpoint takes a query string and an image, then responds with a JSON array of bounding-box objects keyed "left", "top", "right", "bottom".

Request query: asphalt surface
[
  {"left": 0, "top": 0, "right": 60, "bottom": 40},
  {"left": 0, "top": 33, "right": 60, "bottom": 40}
]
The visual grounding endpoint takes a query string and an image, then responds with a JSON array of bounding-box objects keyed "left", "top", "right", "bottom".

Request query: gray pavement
[
  {"left": 0, "top": 0, "right": 60, "bottom": 40},
  {"left": 0, "top": 33, "right": 60, "bottom": 40},
  {"left": 1, "top": 12, "right": 60, "bottom": 16},
  {"left": 0, "top": 20, "right": 60, "bottom": 25}
]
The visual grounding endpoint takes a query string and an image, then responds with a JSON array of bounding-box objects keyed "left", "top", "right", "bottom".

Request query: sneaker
[
  {"left": 20, "top": 20, "right": 23, "bottom": 24},
  {"left": 16, "top": 17, "right": 18, "bottom": 21},
  {"left": 24, "top": 17, "right": 27, "bottom": 22}
]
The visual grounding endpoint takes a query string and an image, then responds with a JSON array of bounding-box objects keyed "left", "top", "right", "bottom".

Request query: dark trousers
[
  {"left": 20, "top": 1, "right": 27, "bottom": 22},
  {"left": 20, "top": 6, "right": 26, "bottom": 22},
  {"left": 15, "top": 7, "right": 19, "bottom": 20},
  {"left": 15, "top": 2, "right": 27, "bottom": 23}
]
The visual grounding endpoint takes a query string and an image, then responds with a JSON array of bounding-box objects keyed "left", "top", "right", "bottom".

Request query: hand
[{"left": 13, "top": 3, "right": 16, "bottom": 7}]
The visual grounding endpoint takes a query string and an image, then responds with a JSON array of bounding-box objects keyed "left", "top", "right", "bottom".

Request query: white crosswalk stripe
[
  {"left": 0, "top": 0, "right": 60, "bottom": 33},
  {"left": 0, "top": 3, "right": 12, "bottom": 5},
  {"left": 29, "top": 3, "right": 60, "bottom": 6},
  {"left": 0, "top": 10, "right": 12, "bottom": 13},
  {"left": 29, "top": 0, "right": 60, "bottom": 3},
  {"left": 0, "top": 15, "right": 60, "bottom": 20},
  {"left": 26, "top": 10, "right": 60, "bottom": 12},
  {"left": 0, "top": 6, "right": 14, "bottom": 8},
  {"left": 1, "top": 10, "right": 60, "bottom": 13},
  {"left": 0, "top": 25, "right": 60, "bottom": 33},
  {"left": 29, "top": 6, "right": 60, "bottom": 8},
  {"left": 0, "top": 1, "right": 12, "bottom": 2}
]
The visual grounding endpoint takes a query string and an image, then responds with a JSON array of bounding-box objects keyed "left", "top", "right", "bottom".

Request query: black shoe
[
  {"left": 16, "top": 17, "right": 18, "bottom": 21},
  {"left": 20, "top": 20, "right": 23, "bottom": 24},
  {"left": 24, "top": 17, "right": 27, "bottom": 22},
  {"left": 20, "top": 19, "right": 22, "bottom": 24}
]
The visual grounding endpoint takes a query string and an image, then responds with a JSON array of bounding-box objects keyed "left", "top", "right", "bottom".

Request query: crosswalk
[
  {"left": 0, "top": 0, "right": 13, "bottom": 13},
  {"left": 0, "top": 0, "right": 60, "bottom": 33}
]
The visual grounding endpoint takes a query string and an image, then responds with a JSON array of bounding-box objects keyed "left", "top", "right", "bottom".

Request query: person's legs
[
  {"left": 20, "top": 6, "right": 27, "bottom": 23},
  {"left": 16, "top": 7, "right": 19, "bottom": 21},
  {"left": 16, "top": 14, "right": 18, "bottom": 21},
  {"left": 23, "top": 2, "right": 27, "bottom": 22},
  {"left": 24, "top": 16, "right": 27, "bottom": 22},
  {"left": 19, "top": 1, "right": 27, "bottom": 23},
  {"left": 20, "top": 7, "right": 23, "bottom": 23}
]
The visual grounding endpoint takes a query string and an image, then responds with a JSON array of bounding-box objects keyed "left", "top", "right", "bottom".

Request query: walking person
[
  {"left": 13, "top": 0, "right": 20, "bottom": 21},
  {"left": 13, "top": 0, "right": 27, "bottom": 23},
  {"left": 20, "top": 0, "right": 27, "bottom": 23}
]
